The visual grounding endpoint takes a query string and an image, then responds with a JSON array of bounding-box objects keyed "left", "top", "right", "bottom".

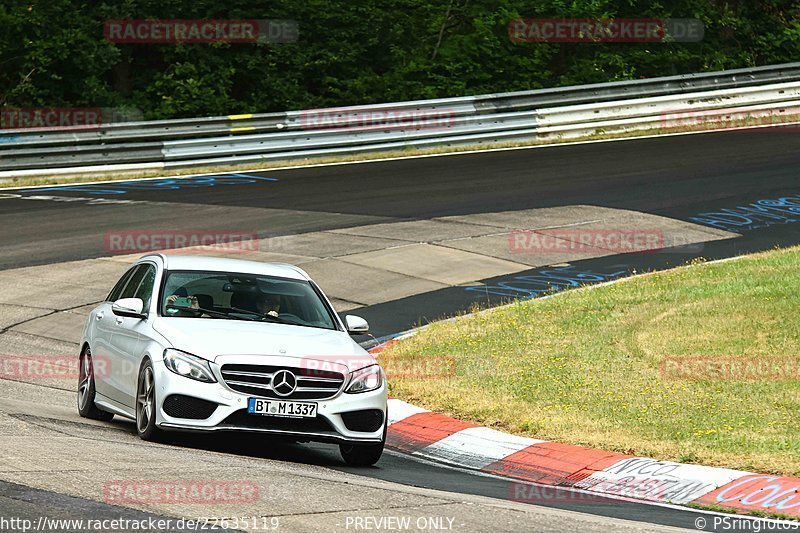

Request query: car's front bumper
[{"left": 152, "top": 356, "right": 387, "bottom": 444}]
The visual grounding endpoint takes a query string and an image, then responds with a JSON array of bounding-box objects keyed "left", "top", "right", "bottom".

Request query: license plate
[{"left": 247, "top": 398, "right": 317, "bottom": 418}]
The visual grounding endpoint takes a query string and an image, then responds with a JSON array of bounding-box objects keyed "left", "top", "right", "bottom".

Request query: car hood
[{"left": 153, "top": 317, "right": 374, "bottom": 371}]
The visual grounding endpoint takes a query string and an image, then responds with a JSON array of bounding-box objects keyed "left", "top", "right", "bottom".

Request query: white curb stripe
[
  {"left": 384, "top": 398, "right": 785, "bottom": 516},
  {"left": 387, "top": 399, "right": 430, "bottom": 425},
  {"left": 415, "top": 427, "right": 547, "bottom": 470},
  {"left": 575, "top": 456, "right": 752, "bottom": 505}
]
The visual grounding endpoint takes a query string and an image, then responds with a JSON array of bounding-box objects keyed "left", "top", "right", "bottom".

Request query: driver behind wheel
[{"left": 256, "top": 294, "right": 281, "bottom": 318}]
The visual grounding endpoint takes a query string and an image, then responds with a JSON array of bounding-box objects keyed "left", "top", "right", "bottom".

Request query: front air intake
[
  {"left": 162, "top": 394, "right": 218, "bottom": 420},
  {"left": 341, "top": 409, "right": 385, "bottom": 432}
]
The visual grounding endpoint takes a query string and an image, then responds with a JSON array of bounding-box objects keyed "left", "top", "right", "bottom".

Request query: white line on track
[{"left": 17, "top": 194, "right": 165, "bottom": 206}]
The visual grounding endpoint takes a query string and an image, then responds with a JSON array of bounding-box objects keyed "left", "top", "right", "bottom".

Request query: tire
[
  {"left": 135, "top": 359, "right": 164, "bottom": 441},
  {"left": 77, "top": 347, "right": 114, "bottom": 421},
  {"left": 339, "top": 423, "right": 386, "bottom": 466}
]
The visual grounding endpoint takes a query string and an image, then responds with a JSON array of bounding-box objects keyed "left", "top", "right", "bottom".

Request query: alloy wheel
[
  {"left": 78, "top": 349, "right": 93, "bottom": 410},
  {"left": 136, "top": 366, "right": 155, "bottom": 434}
]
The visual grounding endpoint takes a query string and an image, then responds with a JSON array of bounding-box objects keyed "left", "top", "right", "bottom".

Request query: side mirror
[
  {"left": 345, "top": 315, "right": 369, "bottom": 334},
  {"left": 112, "top": 298, "right": 146, "bottom": 319}
]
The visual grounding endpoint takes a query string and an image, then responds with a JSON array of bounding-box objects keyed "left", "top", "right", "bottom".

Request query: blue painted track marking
[
  {"left": 465, "top": 265, "right": 629, "bottom": 299},
  {"left": 28, "top": 174, "right": 278, "bottom": 196},
  {"left": 690, "top": 193, "right": 800, "bottom": 232}
]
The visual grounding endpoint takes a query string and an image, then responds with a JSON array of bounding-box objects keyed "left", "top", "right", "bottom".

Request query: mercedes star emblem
[{"left": 271, "top": 369, "right": 297, "bottom": 397}]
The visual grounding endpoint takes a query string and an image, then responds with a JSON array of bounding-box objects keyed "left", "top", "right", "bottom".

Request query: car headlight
[
  {"left": 163, "top": 349, "right": 216, "bottom": 383},
  {"left": 345, "top": 364, "right": 383, "bottom": 394}
]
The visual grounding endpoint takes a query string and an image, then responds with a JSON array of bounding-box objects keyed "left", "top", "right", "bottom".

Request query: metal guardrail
[
  {"left": 3, "top": 62, "right": 800, "bottom": 175},
  {"left": 536, "top": 81, "right": 800, "bottom": 139}
]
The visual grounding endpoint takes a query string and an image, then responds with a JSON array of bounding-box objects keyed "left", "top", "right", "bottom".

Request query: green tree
[{"left": 1, "top": 0, "right": 799, "bottom": 119}]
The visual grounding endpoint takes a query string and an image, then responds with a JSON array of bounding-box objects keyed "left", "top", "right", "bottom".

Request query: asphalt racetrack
[{"left": 2, "top": 127, "right": 799, "bottom": 532}]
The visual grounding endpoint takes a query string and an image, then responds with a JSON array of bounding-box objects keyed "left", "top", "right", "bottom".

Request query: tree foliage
[{"left": 1, "top": 0, "right": 799, "bottom": 118}]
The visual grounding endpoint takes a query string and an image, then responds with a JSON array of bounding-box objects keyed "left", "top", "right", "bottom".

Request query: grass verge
[{"left": 380, "top": 247, "right": 800, "bottom": 476}]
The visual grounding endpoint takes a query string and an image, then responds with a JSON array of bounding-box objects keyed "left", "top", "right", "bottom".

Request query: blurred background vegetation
[{"left": 1, "top": 0, "right": 799, "bottom": 119}]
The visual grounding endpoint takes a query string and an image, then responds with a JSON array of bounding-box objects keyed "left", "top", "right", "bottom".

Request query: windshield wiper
[
  {"left": 166, "top": 305, "right": 252, "bottom": 321},
  {"left": 228, "top": 306, "right": 296, "bottom": 325}
]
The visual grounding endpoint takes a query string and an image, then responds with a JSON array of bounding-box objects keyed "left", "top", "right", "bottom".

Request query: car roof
[{"left": 140, "top": 254, "right": 309, "bottom": 281}]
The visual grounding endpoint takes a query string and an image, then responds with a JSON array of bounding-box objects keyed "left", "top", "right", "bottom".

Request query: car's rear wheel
[
  {"left": 339, "top": 423, "right": 386, "bottom": 466},
  {"left": 77, "top": 347, "right": 114, "bottom": 421},
  {"left": 135, "top": 360, "right": 164, "bottom": 441}
]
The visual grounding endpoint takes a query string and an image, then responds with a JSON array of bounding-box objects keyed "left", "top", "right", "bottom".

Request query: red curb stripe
[
  {"left": 387, "top": 412, "right": 475, "bottom": 454},
  {"left": 694, "top": 474, "right": 800, "bottom": 517},
  {"left": 385, "top": 399, "right": 780, "bottom": 516},
  {"left": 482, "top": 442, "right": 631, "bottom": 485}
]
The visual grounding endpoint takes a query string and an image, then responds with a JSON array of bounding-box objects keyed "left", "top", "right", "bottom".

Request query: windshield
[{"left": 160, "top": 270, "right": 337, "bottom": 330}]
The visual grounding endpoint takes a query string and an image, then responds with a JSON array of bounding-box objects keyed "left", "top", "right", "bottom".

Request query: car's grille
[
  {"left": 221, "top": 409, "right": 334, "bottom": 433},
  {"left": 162, "top": 394, "right": 218, "bottom": 420},
  {"left": 341, "top": 409, "right": 385, "bottom": 432},
  {"left": 220, "top": 363, "right": 345, "bottom": 400}
]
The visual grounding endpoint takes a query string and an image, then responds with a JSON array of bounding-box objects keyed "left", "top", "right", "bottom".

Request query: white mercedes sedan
[{"left": 78, "top": 253, "right": 387, "bottom": 466}]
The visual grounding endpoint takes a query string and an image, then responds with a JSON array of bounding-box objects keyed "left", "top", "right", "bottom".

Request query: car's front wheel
[
  {"left": 77, "top": 347, "right": 114, "bottom": 421},
  {"left": 135, "top": 359, "right": 163, "bottom": 441},
  {"left": 339, "top": 423, "right": 386, "bottom": 466}
]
